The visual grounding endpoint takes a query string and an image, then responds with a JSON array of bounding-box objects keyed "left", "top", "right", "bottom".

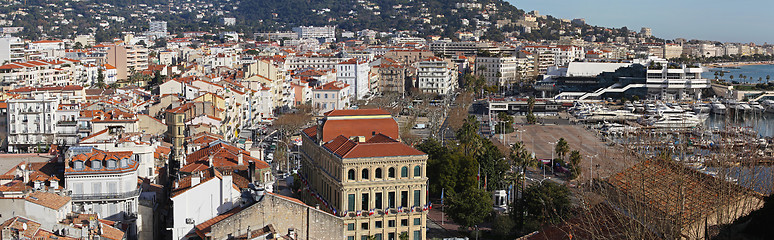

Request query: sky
[{"left": 506, "top": 0, "right": 774, "bottom": 44}]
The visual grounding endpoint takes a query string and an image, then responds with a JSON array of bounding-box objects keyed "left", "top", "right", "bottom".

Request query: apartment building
[
  {"left": 292, "top": 26, "right": 336, "bottom": 43},
  {"left": 337, "top": 58, "right": 371, "bottom": 100},
  {"left": 0, "top": 59, "right": 82, "bottom": 87},
  {"left": 522, "top": 45, "right": 584, "bottom": 67},
  {"left": 475, "top": 56, "right": 519, "bottom": 86},
  {"left": 107, "top": 43, "right": 149, "bottom": 80},
  {"left": 300, "top": 109, "right": 428, "bottom": 240},
  {"left": 375, "top": 60, "right": 407, "bottom": 95},
  {"left": 429, "top": 41, "right": 498, "bottom": 57},
  {"left": 65, "top": 147, "right": 140, "bottom": 224},
  {"left": 0, "top": 35, "right": 25, "bottom": 63},
  {"left": 312, "top": 81, "right": 350, "bottom": 114},
  {"left": 6, "top": 93, "right": 59, "bottom": 153},
  {"left": 415, "top": 57, "right": 457, "bottom": 95},
  {"left": 383, "top": 50, "right": 434, "bottom": 65}
]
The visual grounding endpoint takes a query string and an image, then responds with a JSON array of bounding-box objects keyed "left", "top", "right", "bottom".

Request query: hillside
[{"left": 0, "top": 0, "right": 638, "bottom": 43}]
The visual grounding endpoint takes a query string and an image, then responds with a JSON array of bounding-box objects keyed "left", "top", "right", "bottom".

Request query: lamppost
[
  {"left": 548, "top": 141, "right": 557, "bottom": 175},
  {"left": 585, "top": 154, "right": 598, "bottom": 185}
]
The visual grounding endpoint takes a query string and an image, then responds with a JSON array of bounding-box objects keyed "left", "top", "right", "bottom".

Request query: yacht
[
  {"left": 647, "top": 114, "right": 704, "bottom": 128},
  {"left": 624, "top": 103, "right": 635, "bottom": 112},
  {"left": 711, "top": 101, "right": 727, "bottom": 115},
  {"left": 762, "top": 100, "right": 774, "bottom": 113},
  {"left": 692, "top": 103, "right": 711, "bottom": 114},
  {"left": 749, "top": 101, "right": 765, "bottom": 112},
  {"left": 740, "top": 102, "right": 752, "bottom": 111},
  {"left": 634, "top": 101, "right": 645, "bottom": 113}
]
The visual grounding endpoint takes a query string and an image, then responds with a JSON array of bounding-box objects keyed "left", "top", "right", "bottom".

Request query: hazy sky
[{"left": 506, "top": 0, "right": 774, "bottom": 44}]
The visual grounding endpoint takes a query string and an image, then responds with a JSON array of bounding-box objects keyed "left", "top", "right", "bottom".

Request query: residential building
[
  {"left": 416, "top": 57, "right": 457, "bottom": 95},
  {"left": 312, "top": 81, "right": 350, "bottom": 114},
  {"left": 292, "top": 26, "right": 336, "bottom": 43},
  {"left": 300, "top": 109, "right": 429, "bottom": 240},
  {"left": 0, "top": 35, "right": 24, "bottom": 63},
  {"left": 522, "top": 45, "right": 585, "bottom": 67},
  {"left": 383, "top": 50, "right": 434, "bottom": 65},
  {"left": 336, "top": 58, "right": 371, "bottom": 100},
  {"left": 107, "top": 43, "right": 149, "bottom": 80},
  {"left": 375, "top": 59, "right": 407, "bottom": 95},
  {"left": 170, "top": 167, "right": 241, "bottom": 240},
  {"left": 6, "top": 93, "right": 59, "bottom": 153},
  {"left": 429, "top": 41, "right": 498, "bottom": 57},
  {"left": 65, "top": 147, "right": 140, "bottom": 233},
  {"left": 148, "top": 21, "right": 168, "bottom": 38},
  {"left": 475, "top": 56, "right": 519, "bottom": 86}
]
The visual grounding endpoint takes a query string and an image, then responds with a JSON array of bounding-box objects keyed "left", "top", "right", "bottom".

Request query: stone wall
[{"left": 210, "top": 193, "right": 344, "bottom": 240}]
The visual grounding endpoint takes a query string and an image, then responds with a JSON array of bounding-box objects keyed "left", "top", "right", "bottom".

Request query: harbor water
[
  {"left": 702, "top": 64, "right": 774, "bottom": 84},
  {"left": 705, "top": 112, "right": 774, "bottom": 138}
]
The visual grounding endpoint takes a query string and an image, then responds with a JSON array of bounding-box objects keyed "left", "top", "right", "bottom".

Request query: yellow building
[{"left": 300, "top": 109, "right": 428, "bottom": 240}]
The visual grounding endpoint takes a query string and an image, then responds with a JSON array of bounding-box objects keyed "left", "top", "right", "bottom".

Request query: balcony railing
[{"left": 70, "top": 188, "right": 141, "bottom": 201}]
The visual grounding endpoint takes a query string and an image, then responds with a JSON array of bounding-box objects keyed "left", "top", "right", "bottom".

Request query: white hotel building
[
  {"left": 416, "top": 57, "right": 458, "bottom": 95},
  {"left": 645, "top": 58, "right": 709, "bottom": 100}
]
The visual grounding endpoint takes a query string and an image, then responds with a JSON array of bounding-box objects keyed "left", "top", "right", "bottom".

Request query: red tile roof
[
  {"left": 320, "top": 118, "right": 399, "bottom": 143},
  {"left": 323, "top": 109, "right": 392, "bottom": 117}
]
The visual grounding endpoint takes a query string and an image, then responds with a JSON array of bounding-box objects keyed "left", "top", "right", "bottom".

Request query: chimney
[
  {"left": 191, "top": 172, "right": 201, "bottom": 186},
  {"left": 238, "top": 152, "right": 244, "bottom": 165},
  {"left": 248, "top": 161, "right": 256, "bottom": 182},
  {"left": 208, "top": 155, "right": 214, "bottom": 167}
]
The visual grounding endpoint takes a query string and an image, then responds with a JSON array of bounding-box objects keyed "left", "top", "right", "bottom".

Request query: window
[
  {"left": 414, "top": 166, "right": 421, "bottom": 177},
  {"left": 414, "top": 190, "right": 421, "bottom": 207},
  {"left": 347, "top": 223, "right": 355, "bottom": 231},
  {"left": 401, "top": 191, "right": 408, "bottom": 207},
  {"left": 388, "top": 233, "right": 395, "bottom": 240},
  {"left": 414, "top": 218, "right": 421, "bottom": 226},
  {"left": 375, "top": 234, "right": 383, "bottom": 240},
  {"left": 348, "top": 194, "right": 355, "bottom": 211},
  {"left": 348, "top": 236, "right": 355, "bottom": 240},
  {"left": 375, "top": 193, "right": 382, "bottom": 209},
  {"left": 388, "top": 220, "right": 396, "bottom": 228},
  {"left": 361, "top": 193, "right": 369, "bottom": 210},
  {"left": 401, "top": 166, "right": 408, "bottom": 178},
  {"left": 361, "top": 222, "right": 368, "bottom": 230},
  {"left": 361, "top": 169, "right": 369, "bottom": 180},
  {"left": 401, "top": 219, "right": 408, "bottom": 226},
  {"left": 388, "top": 192, "right": 395, "bottom": 208},
  {"left": 74, "top": 161, "right": 84, "bottom": 170},
  {"left": 388, "top": 167, "right": 395, "bottom": 178},
  {"left": 348, "top": 169, "right": 355, "bottom": 180},
  {"left": 414, "top": 230, "right": 421, "bottom": 240},
  {"left": 375, "top": 168, "right": 382, "bottom": 179},
  {"left": 375, "top": 221, "right": 383, "bottom": 229},
  {"left": 106, "top": 160, "right": 116, "bottom": 169},
  {"left": 91, "top": 160, "right": 101, "bottom": 169},
  {"left": 92, "top": 182, "right": 102, "bottom": 193}
]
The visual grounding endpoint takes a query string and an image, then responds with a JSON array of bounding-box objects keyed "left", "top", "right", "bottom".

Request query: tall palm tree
[
  {"left": 555, "top": 138, "right": 570, "bottom": 162},
  {"left": 509, "top": 141, "right": 537, "bottom": 230},
  {"left": 767, "top": 75, "right": 771, "bottom": 83}
]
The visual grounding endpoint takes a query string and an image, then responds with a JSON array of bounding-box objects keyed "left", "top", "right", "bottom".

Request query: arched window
[
  {"left": 414, "top": 166, "right": 421, "bottom": 177},
  {"left": 401, "top": 166, "right": 408, "bottom": 178},
  {"left": 388, "top": 167, "right": 395, "bottom": 178},
  {"left": 375, "top": 168, "right": 383, "bottom": 179},
  {"left": 348, "top": 169, "right": 356, "bottom": 180},
  {"left": 362, "top": 169, "right": 369, "bottom": 180}
]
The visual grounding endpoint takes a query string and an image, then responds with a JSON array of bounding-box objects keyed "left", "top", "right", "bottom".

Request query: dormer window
[
  {"left": 120, "top": 158, "right": 128, "bottom": 168},
  {"left": 106, "top": 160, "right": 117, "bottom": 169},
  {"left": 74, "top": 161, "right": 84, "bottom": 170},
  {"left": 91, "top": 160, "right": 102, "bottom": 170}
]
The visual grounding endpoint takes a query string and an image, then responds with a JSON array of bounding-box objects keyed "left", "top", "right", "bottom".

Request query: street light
[
  {"left": 548, "top": 141, "right": 557, "bottom": 176},
  {"left": 585, "top": 154, "right": 598, "bottom": 185}
]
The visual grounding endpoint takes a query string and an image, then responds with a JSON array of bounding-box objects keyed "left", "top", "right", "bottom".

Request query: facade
[
  {"left": 475, "top": 56, "right": 519, "bottom": 86},
  {"left": 107, "top": 44, "right": 149, "bottom": 80},
  {"left": 336, "top": 58, "right": 371, "bottom": 100},
  {"left": 149, "top": 21, "right": 168, "bottom": 38},
  {"left": 376, "top": 61, "right": 407, "bottom": 95},
  {"left": 170, "top": 167, "right": 241, "bottom": 240},
  {"left": 300, "top": 109, "right": 429, "bottom": 240},
  {"left": 65, "top": 147, "right": 140, "bottom": 229},
  {"left": 312, "top": 81, "right": 351, "bottom": 114},
  {"left": 415, "top": 57, "right": 457, "bottom": 95},
  {"left": 522, "top": 45, "right": 584, "bottom": 67},
  {"left": 429, "top": 41, "right": 498, "bottom": 57},
  {"left": 0, "top": 36, "right": 25, "bottom": 63},
  {"left": 292, "top": 26, "right": 337, "bottom": 43},
  {"left": 645, "top": 59, "right": 709, "bottom": 100},
  {"left": 6, "top": 93, "right": 59, "bottom": 153}
]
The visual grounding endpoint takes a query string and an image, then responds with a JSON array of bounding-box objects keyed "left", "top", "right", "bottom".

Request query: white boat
[
  {"left": 692, "top": 103, "right": 711, "bottom": 113},
  {"left": 624, "top": 103, "right": 635, "bottom": 112},
  {"left": 740, "top": 102, "right": 752, "bottom": 111},
  {"left": 648, "top": 114, "right": 704, "bottom": 128},
  {"left": 711, "top": 101, "right": 726, "bottom": 115},
  {"left": 749, "top": 102, "right": 765, "bottom": 112},
  {"left": 762, "top": 100, "right": 774, "bottom": 113}
]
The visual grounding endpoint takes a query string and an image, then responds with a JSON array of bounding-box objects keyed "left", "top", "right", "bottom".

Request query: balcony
[{"left": 70, "top": 188, "right": 141, "bottom": 201}]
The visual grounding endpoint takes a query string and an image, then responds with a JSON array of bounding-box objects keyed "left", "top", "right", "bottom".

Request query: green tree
[
  {"left": 446, "top": 188, "right": 493, "bottom": 231},
  {"left": 632, "top": 95, "right": 640, "bottom": 102},
  {"left": 526, "top": 96, "right": 537, "bottom": 124},
  {"left": 554, "top": 138, "right": 569, "bottom": 162},
  {"left": 96, "top": 68, "right": 105, "bottom": 89},
  {"left": 398, "top": 232, "right": 409, "bottom": 240},
  {"left": 456, "top": 115, "right": 482, "bottom": 157},
  {"left": 512, "top": 181, "right": 572, "bottom": 232},
  {"left": 509, "top": 141, "right": 538, "bottom": 230},
  {"left": 492, "top": 214, "right": 516, "bottom": 238},
  {"left": 568, "top": 150, "right": 582, "bottom": 180}
]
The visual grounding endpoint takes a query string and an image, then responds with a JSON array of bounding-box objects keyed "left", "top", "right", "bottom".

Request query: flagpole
[{"left": 441, "top": 188, "right": 444, "bottom": 226}]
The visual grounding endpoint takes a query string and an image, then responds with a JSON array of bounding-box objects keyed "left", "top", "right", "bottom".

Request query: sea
[{"left": 701, "top": 64, "right": 774, "bottom": 84}]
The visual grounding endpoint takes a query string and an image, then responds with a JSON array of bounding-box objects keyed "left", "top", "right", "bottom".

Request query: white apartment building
[
  {"left": 148, "top": 21, "right": 168, "bottom": 38},
  {"left": 6, "top": 93, "right": 59, "bottom": 153},
  {"left": 65, "top": 147, "right": 140, "bottom": 234},
  {"left": 416, "top": 57, "right": 457, "bottom": 95},
  {"left": 522, "top": 45, "right": 585, "bottom": 67},
  {"left": 312, "top": 81, "right": 351, "bottom": 114},
  {"left": 285, "top": 55, "right": 344, "bottom": 70},
  {"left": 292, "top": 26, "right": 336, "bottom": 43},
  {"left": 645, "top": 58, "right": 709, "bottom": 100},
  {"left": 0, "top": 35, "right": 25, "bottom": 63},
  {"left": 0, "top": 59, "right": 83, "bottom": 87},
  {"left": 475, "top": 56, "right": 519, "bottom": 86},
  {"left": 336, "top": 58, "right": 370, "bottom": 100}
]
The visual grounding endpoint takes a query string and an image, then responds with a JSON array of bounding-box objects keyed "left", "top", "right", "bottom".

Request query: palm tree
[
  {"left": 714, "top": 71, "right": 719, "bottom": 80},
  {"left": 767, "top": 75, "right": 771, "bottom": 83},
  {"left": 555, "top": 138, "right": 570, "bottom": 162},
  {"left": 509, "top": 141, "right": 537, "bottom": 231}
]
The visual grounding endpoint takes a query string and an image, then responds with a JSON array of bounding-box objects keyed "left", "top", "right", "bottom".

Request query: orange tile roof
[
  {"left": 193, "top": 206, "right": 244, "bottom": 239},
  {"left": 323, "top": 109, "right": 392, "bottom": 117},
  {"left": 319, "top": 118, "right": 399, "bottom": 143},
  {"left": 25, "top": 192, "right": 71, "bottom": 210}
]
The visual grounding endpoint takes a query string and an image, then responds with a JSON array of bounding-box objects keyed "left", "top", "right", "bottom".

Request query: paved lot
[{"left": 500, "top": 124, "right": 639, "bottom": 181}]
